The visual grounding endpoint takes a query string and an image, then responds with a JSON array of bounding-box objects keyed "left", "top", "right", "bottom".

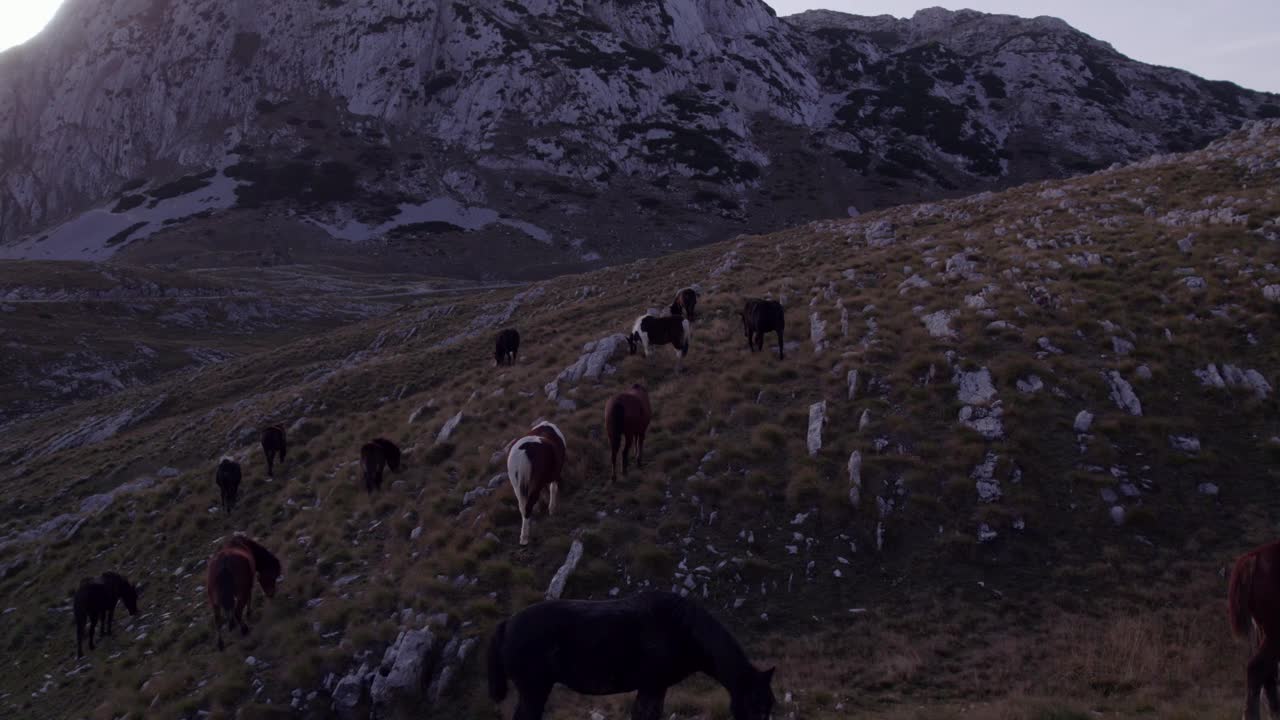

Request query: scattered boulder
[
  {"left": 972, "top": 453, "right": 1001, "bottom": 503},
  {"left": 955, "top": 368, "right": 998, "bottom": 405},
  {"left": 544, "top": 334, "right": 630, "bottom": 400},
  {"left": 369, "top": 627, "right": 436, "bottom": 708},
  {"left": 865, "top": 220, "right": 895, "bottom": 247},
  {"left": 847, "top": 370, "right": 859, "bottom": 401},
  {"left": 921, "top": 310, "right": 956, "bottom": 339},
  {"left": 1263, "top": 285, "right": 1280, "bottom": 303},
  {"left": 807, "top": 401, "right": 826, "bottom": 457},
  {"left": 546, "top": 539, "right": 584, "bottom": 600},
  {"left": 1016, "top": 375, "right": 1043, "bottom": 394},
  {"left": 1104, "top": 371, "right": 1143, "bottom": 416},
  {"left": 436, "top": 411, "right": 463, "bottom": 444},
  {"left": 1195, "top": 363, "right": 1272, "bottom": 398},
  {"left": 1198, "top": 483, "right": 1220, "bottom": 496},
  {"left": 809, "top": 312, "right": 827, "bottom": 353},
  {"left": 847, "top": 451, "right": 862, "bottom": 508},
  {"left": 1073, "top": 410, "right": 1094, "bottom": 433},
  {"left": 1169, "top": 435, "right": 1201, "bottom": 453}
]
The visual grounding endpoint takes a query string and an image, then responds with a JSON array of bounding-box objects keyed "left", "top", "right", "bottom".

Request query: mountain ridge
[{"left": 0, "top": 0, "right": 1274, "bottom": 276}]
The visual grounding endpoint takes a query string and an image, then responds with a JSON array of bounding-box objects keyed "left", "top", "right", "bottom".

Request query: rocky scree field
[{"left": 1, "top": 121, "right": 1280, "bottom": 719}]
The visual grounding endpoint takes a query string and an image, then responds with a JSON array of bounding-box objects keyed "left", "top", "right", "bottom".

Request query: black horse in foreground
[
  {"left": 73, "top": 572, "right": 140, "bottom": 658},
  {"left": 488, "top": 591, "right": 775, "bottom": 719}
]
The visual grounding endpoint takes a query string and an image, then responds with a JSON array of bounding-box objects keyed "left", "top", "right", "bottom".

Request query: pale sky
[{"left": 1, "top": 1, "right": 1276, "bottom": 94}]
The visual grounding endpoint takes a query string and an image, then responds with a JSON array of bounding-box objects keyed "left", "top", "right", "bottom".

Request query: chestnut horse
[
  {"left": 261, "top": 425, "right": 287, "bottom": 477},
  {"left": 1229, "top": 540, "right": 1280, "bottom": 719},
  {"left": 72, "top": 572, "right": 140, "bottom": 658},
  {"left": 670, "top": 288, "right": 699, "bottom": 321},
  {"left": 206, "top": 536, "right": 281, "bottom": 651},
  {"left": 360, "top": 438, "right": 402, "bottom": 494},
  {"left": 605, "top": 385, "right": 652, "bottom": 483},
  {"left": 506, "top": 421, "right": 567, "bottom": 546}
]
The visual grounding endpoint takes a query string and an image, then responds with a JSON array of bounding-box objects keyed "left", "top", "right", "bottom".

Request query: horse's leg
[
  {"left": 76, "top": 614, "right": 84, "bottom": 658},
  {"left": 1264, "top": 656, "right": 1280, "bottom": 719},
  {"left": 512, "top": 682, "right": 551, "bottom": 720},
  {"left": 106, "top": 604, "right": 114, "bottom": 636},
  {"left": 548, "top": 482, "right": 559, "bottom": 515},
  {"left": 88, "top": 614, "right": 97, "bottom": 651},
  {"left": 777, "top": 329, "right": 785, "bottom": 359},
  {"left": 637, "top": 430, "right": 646, "bottom": 468},
  {"left": 622, "top": 433, "right": 633, "bottom": 476},
  {"left": 517, "top": 486, "right": 531, "bottom": 546},
  {"left": 237, "top": 594, "right": 250, "bottom": 636},
  {"left": 213, "top": 606, "right": 225, "bottom": 651},
  {"left": 1246, "top": 639, "right": 1276, "bottom": 720},
  {"left": 631, "top": 687, "right": 667, "bottom": 720}
]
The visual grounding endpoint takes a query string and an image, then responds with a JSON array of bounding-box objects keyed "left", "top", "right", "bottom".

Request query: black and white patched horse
[
  {"left": 628, "top": 314, "right": 691, "bottom": 359},
  {"left": 495, "top": 328, "right": 521, "bottom": 367},
  {"left": 216, "top": 457, "right": 241, "bottom": 514},
  {"left": 670, "top": 288, "right": 699, "bottom": 321},
  {"left": 741, "top": 299, "right": 786, "bottom": 359},
  {"left": 488, "top": 590, "right": 776, "bottom": 720}
]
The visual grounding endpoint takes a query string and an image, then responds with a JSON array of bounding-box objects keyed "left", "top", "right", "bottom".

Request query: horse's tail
[
  {"left": 215, "top": 559, "right": 236, "bottom": 629},
  {"left": 487, "top": 620, "right": 508, "bottom": 702},
  {"left": 1229, "top": 553, "right": 1257, "bottom": 638},
  {"left": 608, "top": 399, "right": 625, "bottom": 452}
]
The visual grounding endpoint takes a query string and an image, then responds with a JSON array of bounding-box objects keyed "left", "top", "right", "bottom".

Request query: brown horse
[
  {"left": 360, "top": 438, "right": 402, "bottom": 494},
  {"left": 261, "top": 425, "right": 287, "bottom": 477},
  {"left": 206, "top": 536, "right": 281, "bottom": 651},
  {"left": 1229, "top": 540, "right": 1280, "bottom": 719},
  {"left": 506, "top": 421, "right": 567, "bottom": 546},
  {"left": 72, "top": 572, "right": 140, "bottom": 658},
  {"left": 605, "top": 385, "right": 652, "bottom": 483}
]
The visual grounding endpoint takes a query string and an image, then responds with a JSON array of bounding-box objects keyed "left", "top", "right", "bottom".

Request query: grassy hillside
[{"left": 1, "top": 121, "right": 1279, "bottom": 720}]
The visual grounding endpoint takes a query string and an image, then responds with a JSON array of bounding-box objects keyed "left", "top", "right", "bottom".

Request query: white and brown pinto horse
[
  {"left": 506, "top": 421, "right": 568, "bottom": 546},
  {"left": 627, "top": 314, "right": 691, "bottom": 359},
  {"left": 605, "top": 385, "right": 651, "bottom": 483}
]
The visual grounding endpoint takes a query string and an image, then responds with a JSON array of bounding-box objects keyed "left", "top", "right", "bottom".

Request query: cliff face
[{"left": 0, "top": 1, "right": 1274, "bottom": 273}]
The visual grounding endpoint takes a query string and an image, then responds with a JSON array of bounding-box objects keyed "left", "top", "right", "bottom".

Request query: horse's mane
[
  {"left": 220, "top": 456, "right": 236, "bottom": 464},
  {"left": 666, "top": 594, "right": 753, "bottom": 686},
  {"left": 230, "top": 536, "right": 281, "bottom": 578}
]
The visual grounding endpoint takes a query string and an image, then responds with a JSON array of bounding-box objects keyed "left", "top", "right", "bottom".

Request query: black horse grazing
[
  {"left": 488, "top": 591, "right": 775, "bottom": 720},
  {"left": 495, "top": 328, "right": 521, "bottom": 367},
  {"left": 261, "top": 425, "right": 287, "bottom": 477},
  {"left": 627, "top": 314, "right": 691, "bottom": 359},
  {"left": 73, "top": 572, "right": 141, "bottom": 658},
  {"left": 741, "top": 299, "right": 786, "bottom": 359},
  {"left": 670, "top": 288, "right": 699, "bottom": 321},
  {"left": 216, "top": 457, "right": 241, "bottom": 514},
  {"left": 360, "top": 437, "right": 402, "bottom": 494}
]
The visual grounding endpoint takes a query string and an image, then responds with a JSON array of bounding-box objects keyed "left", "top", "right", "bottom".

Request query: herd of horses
[{"left": 62, "top": 286, "right": 1270, "bottom": 718}]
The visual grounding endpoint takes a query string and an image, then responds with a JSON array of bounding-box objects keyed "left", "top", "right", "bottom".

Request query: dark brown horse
[
  {"left": 741, "top": 299, "right": 785, "bottom": 359},
  {"left": 488, "top": 591, "right": 775, "bottom": 720},
  {"left": 605, "top": 385, "right": 652, "bottom": 483},
  {"left": 1229, "top": 540, "right": 1280, "bottom": 719},
  {"left": 495, "top": 328, "right": 521, "bottom": 367},
  {"left": 261, "top": 425, "right": 287, "bottom": 477},
  {"left": 216, "top": 457, "right": 241, "bottom": 514},
  {"left": 206, "top": 536, "right": 281, "bottom": 651},
  {"left": 360, "top": 438, "right": 402, "bottom": 494},
  {"left": 506, "top": 421, "right": 567, "bottom": 546},
  {"left": 670, "top": 288, "right": 699, "bottom": 321},
  {"left": 73, "top": 572, "right": 140, "bottom": 658}
]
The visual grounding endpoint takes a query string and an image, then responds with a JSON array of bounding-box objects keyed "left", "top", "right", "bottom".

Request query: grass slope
[{"left": 1, "top": 121, "right": 1279, "bottom": 720}]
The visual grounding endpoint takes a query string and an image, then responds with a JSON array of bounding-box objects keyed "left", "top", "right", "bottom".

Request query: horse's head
[
  {"left": 730, "top": 666, "right": 776, "bottom": 720},
  {"left": 120, "top": 579, "right": 140, "bottom": 616},
  {"left": 259, "top": 567, "right": 280, "bottom": 598}
]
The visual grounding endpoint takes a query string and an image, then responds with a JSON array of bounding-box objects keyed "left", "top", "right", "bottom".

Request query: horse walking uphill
[
  {"left": 360, "top": 438, "right": 402, "bottom": 494},
  {"left": 206, "top": 536, "right": 281, "bottom": 651},
  {"left": 628, "top": 314, "right": 691, "bottom": 359},
  {"left": 488, "top": 591, "right": 775, "bottom": 720},
  {"left": 216, "top": 457, "right": 241, "bottom": 514},
  {"left": 1228, "top": 540, "right": 1280, "bottom": 720},
  {"left": 741, "top": 299, "right": 785, "bottom": 359},
  {"left": 506, "top": 420, "right": 567, "bottom": 546},
  {"left": 605, "top": 385, "right": 652, "bottom": 483},
  {"left": 261, "top": 425, "right": 286, "bottom": 477},
  {"left": 670, "top": 288, "right": 699, "bottom": 321},
  {"left": 495, "top": 328, "right": 521, "bottom": 367},
  {"left": 73, "top": 572, "right": 140, "bottom": 658}
]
